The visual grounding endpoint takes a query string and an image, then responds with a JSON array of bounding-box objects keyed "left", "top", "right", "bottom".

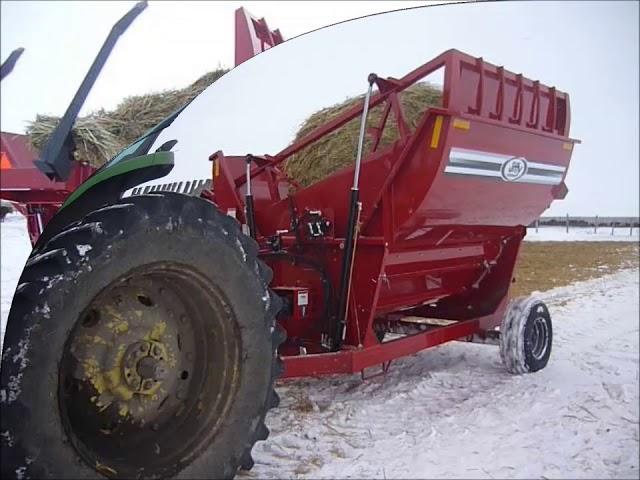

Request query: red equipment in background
[
  {"left": 235, "top": 7, "right": 284, "bottom": 66},
  {"left": 210, "top": 49, "right": 579, "bottom": 378},
  {"left": 0, "top": 132, "right": 94, "bottom": 244},
  {"left": 0, "top": 7, "right": 282, "bottom": 245}
]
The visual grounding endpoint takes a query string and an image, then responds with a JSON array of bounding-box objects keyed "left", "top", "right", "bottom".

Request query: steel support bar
[
  {"left": 0, "top": 47, "right": 25, "bottom": 81},
  {"left": 282, "top": 316, "right": 483, "bottom": 378},
  {"left": 35, "top": 1, "right": 147, "bottom": 181}
]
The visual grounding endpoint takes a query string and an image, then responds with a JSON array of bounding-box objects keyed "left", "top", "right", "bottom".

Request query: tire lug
[
  {"left": 239, "top": 451, "right": 254, "bottom": 470},
  {"left": 256, "top": 423, "right": 269, "bottom": 441},
  {"left": 269, "top": 390, "right": 280, "bottom": 409}
]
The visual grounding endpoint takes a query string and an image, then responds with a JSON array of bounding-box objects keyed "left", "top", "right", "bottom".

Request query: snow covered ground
[
  {"left": 254, "top": 270, "right": 639, "bottom": 479},
  {"left": 1, "top": 213, "right": 639, "bottom": 478},
  {"left": 525, "top": 226, "right": 639, "bottom": 242},
  {"left": 1, "top": 213, "right": 32, "bottom": 352}
]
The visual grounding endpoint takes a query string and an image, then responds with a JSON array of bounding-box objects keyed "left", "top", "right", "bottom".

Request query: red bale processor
[
  {"left": 212, "top": 47, "right": 578, "bottom": 378},
  {"left": 1, "top": 3, "right": 578, "bottom": 479}
]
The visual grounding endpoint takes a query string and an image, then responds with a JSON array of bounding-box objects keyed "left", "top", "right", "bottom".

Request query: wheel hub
[
  {"left": 57, "top": 253, "right": 242, "bottom": 477},
  {"left": 122, "top": 340, "right": 169, "bottom": 394},
  {"left": 65, "top": 277, "right": 193, "bottom": 425},
  {"left": 529, "top": 315, "right": 549, "bottom": 361}
]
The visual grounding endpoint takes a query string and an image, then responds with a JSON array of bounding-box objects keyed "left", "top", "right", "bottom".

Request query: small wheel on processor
[
  {"left": 0, "top": 193, "right": 283, "bottom": 479},
  {"left": 499, "top": 296, "right": 552, "bottom": 374}
]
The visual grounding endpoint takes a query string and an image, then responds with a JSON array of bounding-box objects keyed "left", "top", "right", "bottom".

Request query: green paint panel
[{"left": 61, "top": 151, "right": 174, "bottom": 210}]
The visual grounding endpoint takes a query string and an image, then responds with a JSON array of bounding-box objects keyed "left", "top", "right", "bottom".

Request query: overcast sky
[
  {"left": 0, "top": 1, "right": 438, "bottom": 124},
  {"left": 1, "top": 0, "right": 638, "bottom": 217}
]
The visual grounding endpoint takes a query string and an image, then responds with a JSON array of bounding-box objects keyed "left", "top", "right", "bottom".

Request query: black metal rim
[
  {"left": 529, "top": 315, "right": 549, "bottom": 361},
  {"left": 58, "top": 262, "right": 241, "bottom": 478}
]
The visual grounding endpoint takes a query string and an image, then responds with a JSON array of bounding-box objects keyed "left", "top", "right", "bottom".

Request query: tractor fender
[{"left": 33, "top": 150, "right": 174, "bottom": 252}]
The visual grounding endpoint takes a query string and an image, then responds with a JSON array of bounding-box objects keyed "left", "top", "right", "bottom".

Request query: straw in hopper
[{"left": 283, "top": 82, "right": 442, "bottom": 187}]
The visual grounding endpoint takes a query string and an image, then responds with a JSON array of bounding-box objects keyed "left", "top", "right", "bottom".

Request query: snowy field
[
  {"left": 1, "top": 213, "right": 639, "bottom": 478},
  {"left": 1, "top": 214, "right": 32, "bottom": 351},
  {"left": 525, "top": 226, "right": 639, "bottom": 242},
  {"left": 254, "top": 270, "right": 639, "bottom": 479}
]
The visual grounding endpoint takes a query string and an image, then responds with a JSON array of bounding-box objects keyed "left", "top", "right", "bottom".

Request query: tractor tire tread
[{"left": 1, "top": 193, "right": 285, "bottom": 479}]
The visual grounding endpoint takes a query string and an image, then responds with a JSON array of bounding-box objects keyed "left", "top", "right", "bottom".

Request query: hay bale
[
  {"left": 283, "top": 82, "right": 442, "bottom": 187},
  {"left": 27, "top": 69, "right": 228, "bottom": 167},
  {"left": 28, "top": 113, "right": 122, "bottom": 167}
]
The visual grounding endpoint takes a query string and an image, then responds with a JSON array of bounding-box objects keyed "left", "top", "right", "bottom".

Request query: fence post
[
  {"left": 631, "top": 225, "right": 634, "bottom": 237},
  {"left": 535, "top": 218, "right": 539, "bottom": 233},
  {"left": 611, "top": 223, "right": 615, "bottom": 236},
  {"left": 566, "top": 213, "right": 569, "bottom": 234},
  {"left": 594, "top": 215, "right": 598, "bottom": 234}
]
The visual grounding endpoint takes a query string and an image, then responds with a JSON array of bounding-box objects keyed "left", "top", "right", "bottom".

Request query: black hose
[
  {"left": 245, "top": 194, "right": 256, "bottom": 239},
  {"left": 333, "top": 188, "right": 359, "bottom": 350}
]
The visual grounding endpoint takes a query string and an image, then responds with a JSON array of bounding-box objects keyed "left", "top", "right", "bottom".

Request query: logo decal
[{"left": 500, "top": 157, "right": 528, "bottom": 182}]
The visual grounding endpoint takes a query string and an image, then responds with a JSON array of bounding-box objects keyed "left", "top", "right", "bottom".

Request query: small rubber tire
[
  {"left": 499, "top": 296, "right": 552, "bottom": 374},
  {"left": 0, "top": 193, "right": 284, "bottom": 479},
  {"left": 0, "top": 204, "right": 12, "bottom": 221}
]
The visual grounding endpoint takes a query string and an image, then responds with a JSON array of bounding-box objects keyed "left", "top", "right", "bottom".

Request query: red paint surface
[{"left": 213, "top": 49, "right": 578, "bottom": 377}]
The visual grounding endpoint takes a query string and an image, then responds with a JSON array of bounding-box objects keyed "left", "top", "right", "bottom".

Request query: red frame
[{"left": 212, "top": 49, "right": 579, "bottom": 378}]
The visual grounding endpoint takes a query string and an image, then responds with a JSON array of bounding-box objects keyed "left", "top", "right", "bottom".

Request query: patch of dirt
[
  {"left": 511, "top": 242, "right": 639, "bottom": 298},
  {"left": 290, "top": 391, "right": 316, "bottom": 413},
  {"left": 293, "top": 455, "right": 324, "bottom": 475}
]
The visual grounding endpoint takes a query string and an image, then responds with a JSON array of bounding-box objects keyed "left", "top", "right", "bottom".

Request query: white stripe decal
[
  {"left": 444, "top": 166, "right": 503, "bottom": 177},
  {"left": 449, "top": 151, "right": 507, "bottom": 165},
  {"left": 527, "top": 161, "right": 566, "bottom": 173},
  {"left": 516, "top": 174, "right": 561, "bottom": 185},
  {"left": 446, "top": 148, "right": 566, "bottom": 185}
]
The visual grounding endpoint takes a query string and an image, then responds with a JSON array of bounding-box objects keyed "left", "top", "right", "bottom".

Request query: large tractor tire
[{"left": 0, "top": 193, "right": 284, "bottom": 479}]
